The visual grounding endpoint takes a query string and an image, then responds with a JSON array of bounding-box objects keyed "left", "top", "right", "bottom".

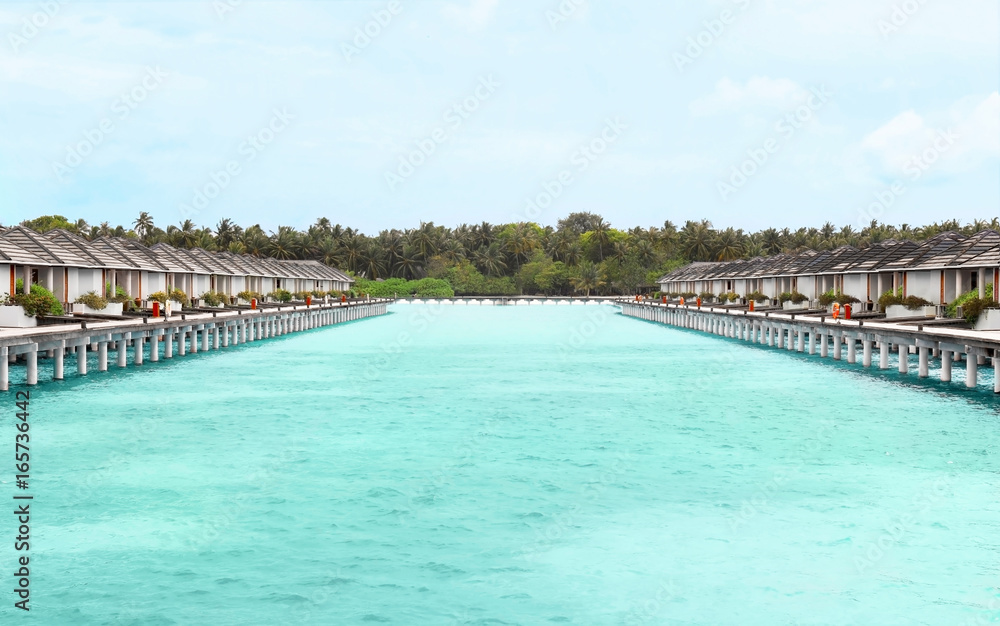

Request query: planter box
[
  {"left": 885, "top": 304, "right": 935, "bottom": 319},
  {"left": 164, "top": 301, "right": 184, "bottom": 317},
  {"left": 782, "top": 301, "right": 810, "bottom": 311},
  {"left": 0, "top": 305, "right": 37, "bottom": 328},
  {"left": 72, "top": 302, "right": 124, "bottom": 316},
  {"left": 975, "top": 308, "right": 1000, "bottom": 331}
]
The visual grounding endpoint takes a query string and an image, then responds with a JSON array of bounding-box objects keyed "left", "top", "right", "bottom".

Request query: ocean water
[{"left": 4, "top": 304, "right": 1000, "bottom": 625}]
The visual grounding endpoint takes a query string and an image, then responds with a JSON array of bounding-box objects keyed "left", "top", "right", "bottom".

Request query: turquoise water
[{"left": 4, "top": 304, "right": 1000, "bottom": 625}]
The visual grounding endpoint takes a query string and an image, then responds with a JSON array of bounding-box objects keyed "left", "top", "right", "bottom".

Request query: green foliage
[
  {"left": 835, "top": 292, "right": 860, "bottom": 305},
  {"left": 679, "top": 291, "right": 697, "bottom": 299},
  {"left": 168, "top": 288, "right": 190, "bottom": 307},
  {"left": 780, "top": 291, "right": 808, "bottom": 304},
  {"left": 237, "top": 290, "right": 262, "bottom": 302},
  {"left": 947, "top": 284, "right": 996, "bottom": 323},
  {"left": 74, "top": 291, "right": 108, "bottom": 310},
  {"left": 19, "top": 215, "right": 77, "bottom": 233},
  {"left": 818, "top": 289, "right": 836, "bottom": 306},
  {"left": 881, "top": 287, "right": 932, "bottom": 311},
  {"left": 354, "top": 277, "right": 455, "bottom": 298},
  {"left": 199, "top": 291, "right": 227, "bottom": 307},
  {"left": 698, "top": 291, "right": 715, "bottom": 300},
  {"left": 6, "top": 281, "right": 64, "bottom": 317},
  {"left": 746, "top": 291, "right": 768, "bottom": 303},
  {"left": 270, "top": 288, "right": 293, "bottom": 303},
  {"left": 292, "top": 290, "right": 314, "bottom": 301}
]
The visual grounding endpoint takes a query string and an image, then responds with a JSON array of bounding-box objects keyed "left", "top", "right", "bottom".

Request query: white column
[
  {"left": 178, "top": 331, "right": 186, "bottom": 356},
  {"left": 54, "top": 342, "right": 65, "bottom": 380},
  {"left": 222, "top": 324, "right": 230, "bottom": 347},
  {"left": 135, "top": 336, "right": 144, "bottom": 365},
  {"left": 879, "top": 341, "right": 889, "bottom": 369},
  {"left": 0, "top": 346, "right": 7, "bottom": 391},
  {"left": 863, "top": 340, "right": 872, "bottom": 368},
  {"left": 809, "top": 331, "right": 816, "bottom": 355},
  {"left": 940, "top": 350, "right": 952, "bottom": 382},
  {"left": 26, "top": 347, "right": 37, "bottom": 386},
  {"left": 833, "top": 335, "right": 842, "bottom": 360},
  {"left": 99, "top": 341, "right": 108, "bottom": 371},
  {"left": 966, "top": 351, "right": 978, "bottom": 388},
  {"left": 917, "top": 347, "right": 928, "bottom": 378},
  {"left": 897, "top": 344, "right": 907, "bottom": 373},
  {"left": 797, "top": 330, "right": 805, "bottom": 352},
  {"left": 213, "top": 325, "right": 220, "bottom": 349},
  {"left": 993, "top": 356, "right": 1000, "bottom": 394},
  {"left": 820, "top": 333, "right": 828, "bottom": 358},
  {"left": 847, "top": 339, "right": 856, "bottom": 364},
  {"left": 151, "top": 335, "right": 159, "bottom": 362},
  {"left": 190, "top": 329, "right": 198, "bottom": 354},
  {"left": 117, "top": 338, "right": 128, "bottom": 367},
  {"left": 202, "top": 327, "right": 210, "bottom": 351},
  {"left": 165, "top": 332, "right": 174, "bottom": 359}
]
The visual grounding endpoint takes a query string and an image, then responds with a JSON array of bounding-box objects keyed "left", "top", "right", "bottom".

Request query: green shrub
[
  {"left": 237, "top": 290, "right": 262, "bottom": 302},
  {"left": 901, "top": 295, "right": 931, "bottom": 309},
  {"left": 779, "top": 292, "right": 792, "bottom": 303},
  {"left": 790, "top": 291, "right": 808, "bottom": 304},
  {"left": 948, "top": 284, "right": 997, "bottom": 323},
  {"left": 199, "top": 291, "right": 227, "bottom": 307},
  {"left": 7, "top": 280, "right": 63, "bottom": 317},
  {"left": 878, "top": 288, "right": 903, "bottom": 310},
  {"left": 818, "top": 289, "right": 836, "bottom": 306},
  {"left": 698, "top": 291, "right": 715, "bottom": 300},
  {"left": 270, "top": 288, "right": 293, "bottom": 303},
  {"left": 746, "top": 290, "right": 768, "bottom": 303},
  {"left": 835, "top": 292, "right": 860, "bottom": 305},
  {"left": 74, "top": 291, "right": 108, "bottom": 310},
  {"left": 679, "top": 291, "right": 697, "bottom": 299},
  {"left": 720, "top": 292, "right": 740, "bottom": 302}
]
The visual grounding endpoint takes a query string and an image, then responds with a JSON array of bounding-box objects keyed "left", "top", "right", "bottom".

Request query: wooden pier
[
  {"left": 619, "top": 300, "right": 1000, "bottom": 392},
  {"left": 0, "top": 299, "right": 389, "bottom": 390}
]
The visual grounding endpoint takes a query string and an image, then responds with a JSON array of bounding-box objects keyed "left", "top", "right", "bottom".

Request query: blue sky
[{"left": 1, "top": 0, "right": 997, "bottom": 234}]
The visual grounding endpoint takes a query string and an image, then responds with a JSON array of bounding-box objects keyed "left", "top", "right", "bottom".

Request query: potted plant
[{"left": 72, "top": 291, "right": 124, "bottom": 316}]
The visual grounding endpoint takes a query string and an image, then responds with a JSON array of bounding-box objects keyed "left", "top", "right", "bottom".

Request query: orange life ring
[{"left": 832, "top": 302, "right": 841, "bottom": 319}]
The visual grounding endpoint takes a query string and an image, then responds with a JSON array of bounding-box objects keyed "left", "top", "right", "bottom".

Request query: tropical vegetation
[{"left": 9, "top": 213, "right": 1000, "bottom": 297}]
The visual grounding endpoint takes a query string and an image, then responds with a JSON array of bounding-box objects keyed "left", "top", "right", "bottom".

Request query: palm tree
[
  {"left": 571, "top": 262, "right": 604, "bottom": 296},
  {"left": 133, "top": 212, "right": 154, "bottom": 241},
  {"left": 713, "top": 228, "right": 744, "bottom": 261},
  {"left": 589, "top": 219, "right": 611, "bottom": 261}
]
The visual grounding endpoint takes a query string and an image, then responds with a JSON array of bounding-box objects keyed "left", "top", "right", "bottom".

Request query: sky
[{"left": 0, "top": 0, "right": 997, "bottom": 235}]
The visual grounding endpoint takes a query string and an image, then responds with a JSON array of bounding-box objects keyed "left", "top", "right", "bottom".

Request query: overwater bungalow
[
  {"left": 659, "top": 230, "right": 1000, "bottom": 309},
  {"left": 0, "top": 227, "right": 354, "bottom": 320}
]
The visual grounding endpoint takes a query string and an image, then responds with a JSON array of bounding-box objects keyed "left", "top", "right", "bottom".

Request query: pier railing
[
  {"left": 0, "top": 299, "right": 391, "bottom": 390},
  {"left": 617, "top": 299, "right": 1000, "bottom": 393}
]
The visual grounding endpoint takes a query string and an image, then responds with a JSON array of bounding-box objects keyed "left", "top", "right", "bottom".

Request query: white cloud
[
  {"left": 860, "top": 92, "right": 1000, "bottom": 176},
  {"left": 689, "top": 77, "right": 809, "bottom": 116},
  {"left": 442, "top": 0, "right": 499, "bottom": 32}
]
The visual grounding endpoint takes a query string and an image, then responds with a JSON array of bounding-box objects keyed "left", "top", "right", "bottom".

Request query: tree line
[{"left": 11, "top": 213, "right": 1000, "bottom": 297}]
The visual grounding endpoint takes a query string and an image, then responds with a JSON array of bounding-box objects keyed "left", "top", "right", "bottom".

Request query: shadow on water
[
  {"left": 1, "top": 315, "right": 385, "bottom": 393},
  {"left": 620, "top": 311, "right": 1000, "bottom": 414}
]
